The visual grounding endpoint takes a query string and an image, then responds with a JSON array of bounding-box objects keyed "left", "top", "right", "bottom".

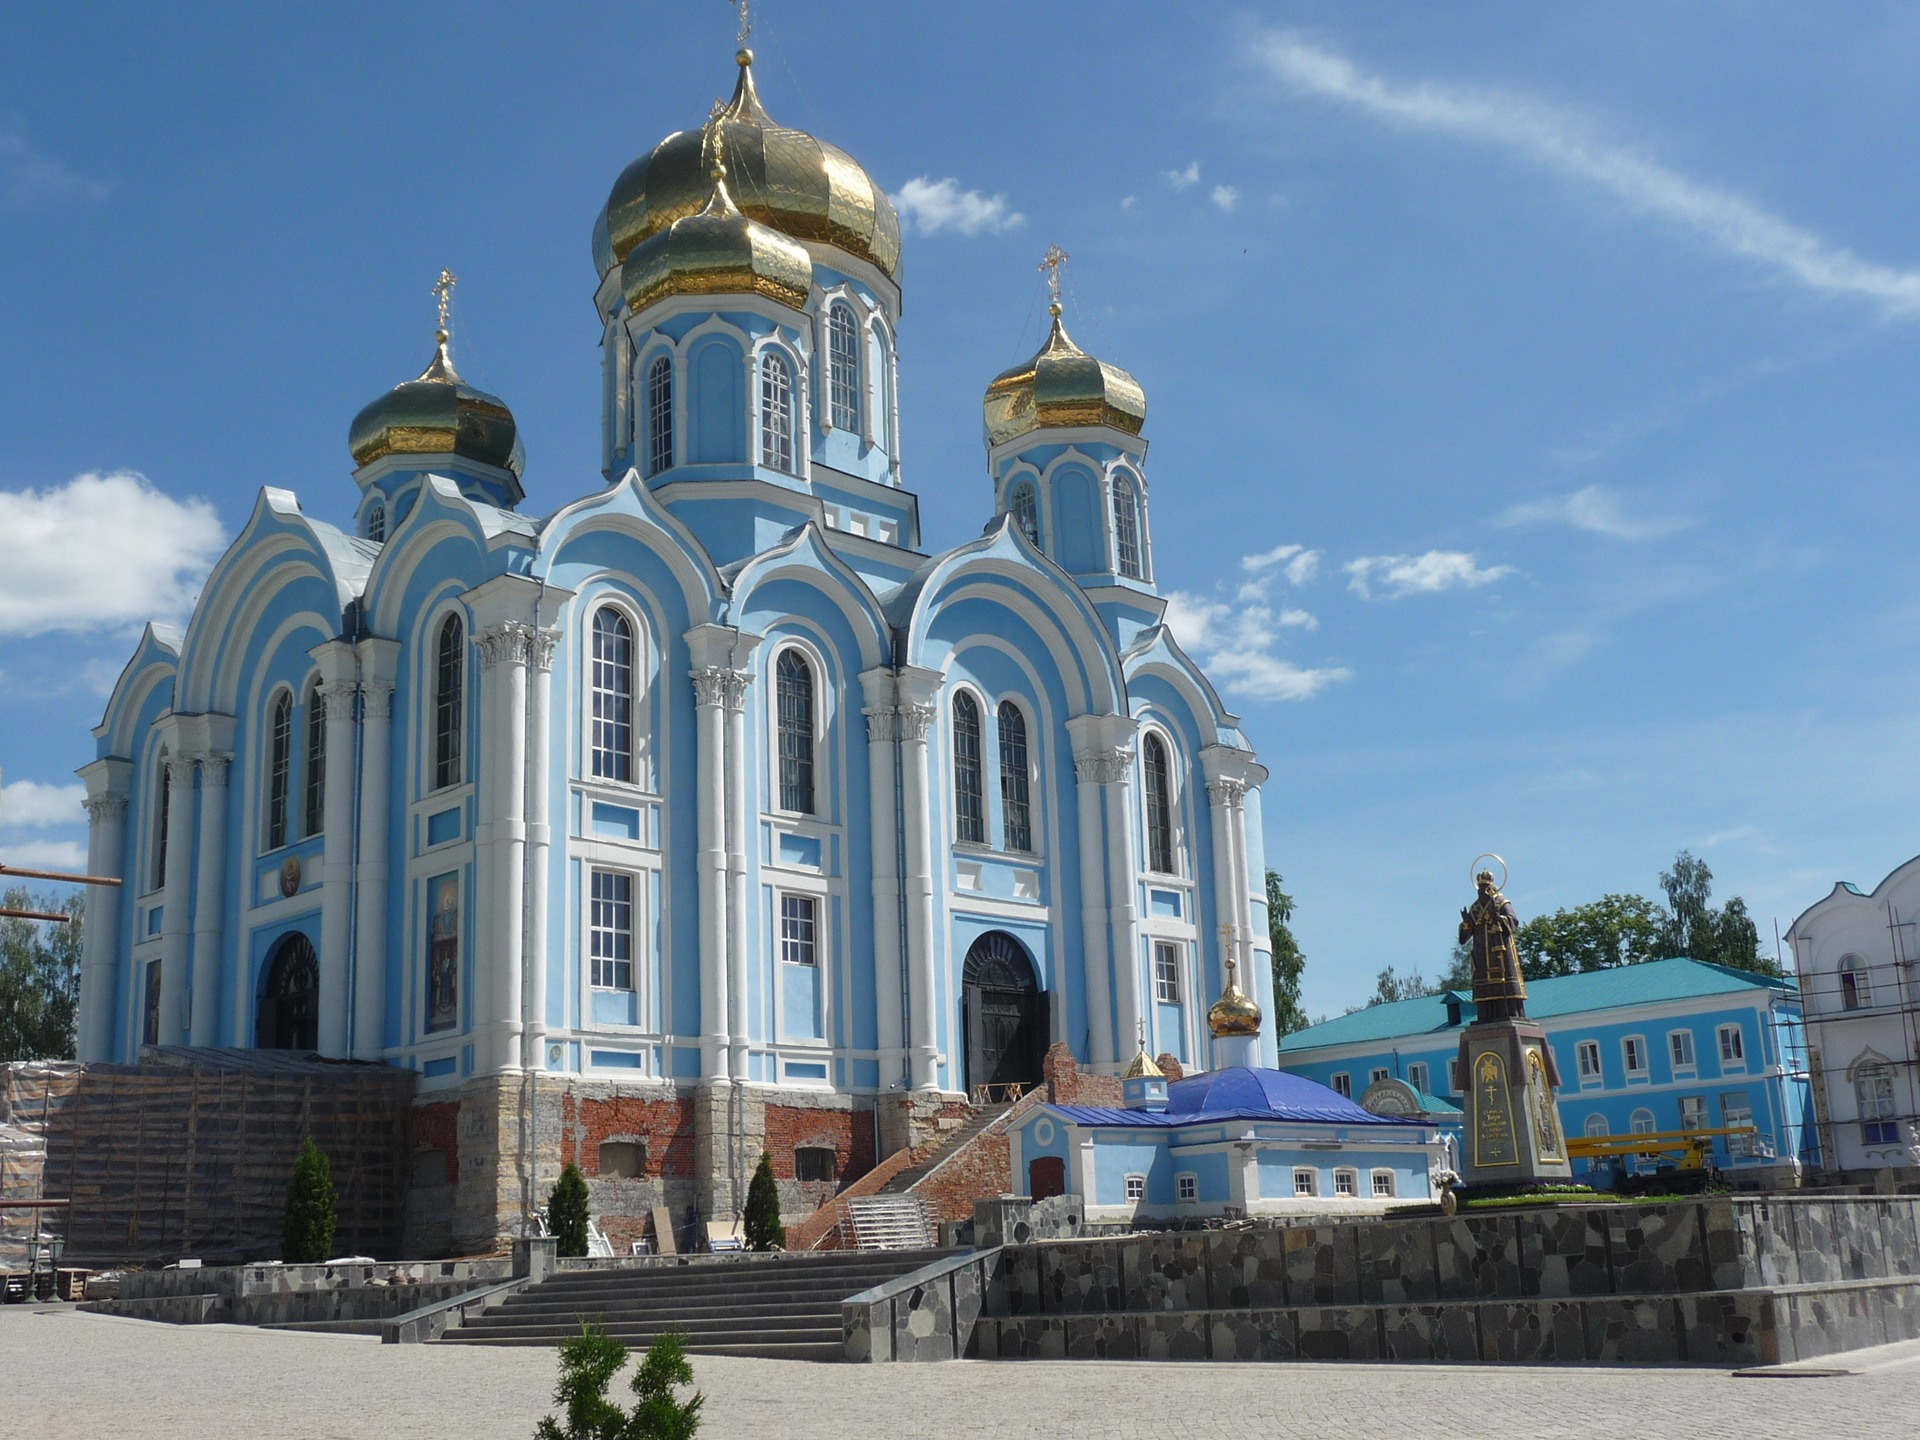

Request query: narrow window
[
  {"left": 1009, "top": 480, "right": 1039, "bottom": 545},
  {"left": 435, "top": 615, "right": 464, "bottom": 790},
  {"left": 1718, "top": 1025, "right": 1745, "bottom": 1066},
  {"left": 1112, "top": 473, "right": 1143, "bottom": 578},
  {"left": 1176, "top": 1173, "right": 1197, "bottom": 1203},
  {"left": 590, "top": 607, "right": 635, "bottom": 782},
  {"left": 589, "top": 870, "right": 634, "bottom": 990},
  {"left": 1678, "top": 1095, "right": 1706, "bottom": 1130},
  {"left": 997, "top": 701, "right": 1031, "bottom": 852},
  {"left": 1293, "top": 1168, "right": 1317, "bottom": 1197},
  {"left": 1331, "top": 1072, "right": 1351, "bottom": 1098},
  {"left": 143, "top": 959, "right": 162, "bottom": 1046},
  {"left": 780, "top": 894, "right": 818, "bottom": 967},
  {"left": 266, "top": 691, "right": 292, "bottom": 850},
  {"left": 153, "top": 758, "right": 171, "bottom": 891},
  {"left": 1858, "top": 1062, "right": 1898, "bottom": 1144},
  {"left": 303, "top": 683, "right": 327, "bottom": 839},
  {"left": 827, "top": 302, "right": 859, "bottom": 432},
  {"left": 1124, "top": 1174, "right": 1146, "bottom": 1202},
  {"left": 1152, "top": 940, "right": 1182, "bottom": 1004},
  {"left": 1840, "top": 955, "right": 1872, "bottom": 1011},
  {"left": 365, "top": 502, "right": 386, "bottom": 542},
  {"left": 775, "top": 650, "right": 815, "bottom": 813},
  {"left": 952, "top": 693, "right": 985, "bottom": 844},
  {"left": 1143, "top": 734, "right": 1175, "bottom": 874},
  {"left": 1622, "top": 1036, "right": 1647, "bottom": 1076},
  {"left": 1720, "top": 1092, "right": 1755, "bottom": 1157},
  {"left": 646, "top": 354, "right": 673, "bottom": 477},
  {"left": 1447, "top": 1060, "right": 1462, "bottom": 1093},
  {"left": 1669, "top": 1031, "right": 1695, "bottom": 1070},
  {"left": 1407, "top": 1061, "right": 1430, "bottom": 1093},
  {"left": 760, "top": 351, "right": 794, "bottom": 473},
  {"left": 1371, "top": 1171, "right": 1396, "bottom": 1198},
  {"left": 1577, "top": 1040, "right": 1602, "bottom": 1081}
]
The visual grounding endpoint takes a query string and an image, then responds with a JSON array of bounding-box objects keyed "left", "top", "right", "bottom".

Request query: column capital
[
  {"left": 1205, "top": 775, "right": 1247, "bottom": 806},
  {"left": 319, "top": 682, "right": 358, "bottom": 723},
  {"left": 896, "top": 702, "right": 936, "bottom": 742},
  {"left": 690, "top": 665, "right": 751, "bottom": 710},
  {"left": 477, "top": 621, "right": 536, "bottom": 669},
  {"left": 361, "top": 681, "right": 395, "bottom": 720},
  {"left": 165, "top": 753, "right": 199, "bottom": 785},
  {"left": 82, "top": 792, "right": 129, "bottom": 824},
  {"left": 863, "top": 705, "right": 900, "bottom": 743},
  {"left": 1073, "top": 746, "right": 1132, "bottom": 787},
  {"left": 198, "top": 752, "right": 233, "bottom": 787},
  {"left": 529, "top": 626, "right": 562, "bottom": 673}
]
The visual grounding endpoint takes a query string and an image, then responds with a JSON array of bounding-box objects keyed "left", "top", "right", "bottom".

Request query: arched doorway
[
  {"left": 961, "top": 931, "right": 1046, "bottom": 1096},
  {"left": 256, "top": 932, "right": 319, "bottom": 1051}
]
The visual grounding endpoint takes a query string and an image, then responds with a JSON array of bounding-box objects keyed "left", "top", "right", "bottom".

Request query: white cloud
[
  {"left": 1498, "top": 484, "right": 1690, "bottom": 541},
  {"left": 0, "top": 838, "right": 88, "bottom": 873},
  {"left": 1164, "top": 587, "right": 1348, "bottom": 701},
  {"left": 1121, "top": 195, "right": 1138, "bottom": 211},
  {"left": 1241, "top": 544, "right": 1320, "bottom": 585},
  {"left": 1210, "top": 184, "right": 1240, "bottom": 212},
  {"left": 891, "top": 177, "right": 1024, "bottom": 237},
  {"left": 1344, "top": 550, "right": 1513, "bottom": 598},
  {"left": 1166, "top": 160, "right": 1201, "bottom": 190},
  {"left": 0, "top": 781, "right": 85, "bottom": 830},
  {"left": 0, "top": 471, "right": 225, "bottom": 636},
  {"left": 1253, "top": 31, "right": 1920, "bottom": 316},
  {"left": 0, "top": 130, "right": 108, "bottom": 214}
]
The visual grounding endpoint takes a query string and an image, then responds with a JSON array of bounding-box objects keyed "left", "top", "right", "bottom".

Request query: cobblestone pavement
[{"left": 5, "top": 1307, "right": 1918, "bottom": 1440}]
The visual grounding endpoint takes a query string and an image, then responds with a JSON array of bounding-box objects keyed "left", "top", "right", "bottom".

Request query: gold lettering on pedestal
[{"left": 1473, "top": 1048, "right": 1520, "bottom": 1168}]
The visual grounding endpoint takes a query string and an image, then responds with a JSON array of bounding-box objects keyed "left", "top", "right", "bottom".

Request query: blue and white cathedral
[{"left": 75, "top": 50, "right": 1273, "bottom": 1245}]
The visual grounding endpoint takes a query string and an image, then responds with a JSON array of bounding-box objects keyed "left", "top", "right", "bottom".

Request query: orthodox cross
[
  {"left": 1137, "top": 1018, "right": 1148, "bottom": 1053},
  {"left": 433, "top": 268, "right": 457, "bottom": 337},
  {"left": 730, "top": 0, "right": 750, "bottom": 46},
  {"left": 1038, "top": 244, "right": 1070, "bottom": 310}
]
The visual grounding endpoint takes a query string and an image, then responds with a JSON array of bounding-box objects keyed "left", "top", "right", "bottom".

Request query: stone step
[
  {"left": 460, "top": 1306, "right": 844, "bottom": 1333},
  {"left": 487, "top": 1296, "right": 850, "bottom": 1322},
  {"left": 439, "top": 1333, "right": 846, "bottom": 1360},
  {"left": 545, "top": 1250, "right": 949, "bottom": 1285},
  {"left": 257, "top": 1318, "right": 388, "bottom": 1336}
]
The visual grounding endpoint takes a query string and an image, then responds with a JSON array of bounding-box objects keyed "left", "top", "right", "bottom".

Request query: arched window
[
  {"left": 645, "top": 353, "right": 673, "bottom": 477},
  {"left": 1628, "top": 1108, "right": 1656, "bottom": 1134},
  {"left": 266, "top": 691, "right": 292, "bottom": 850},
  {"left": 760, "top": 351, "right": 795, "bottom": 473},
  {"left": 1856, "top": 1059, "right": 1899, "bottom": 1144},
  {"left": 256, "top": 932, "right": 319, "bottom": 1051},
  {"left": 998, "top": 701, "right": 1031, "bottom": 852},
  {"left": 1584, "top": 1114, "right": 1608, "bottom": 1137},
  {"left": 827, "top": 303, "right": 860, "bottom": 432},
  {"left": 434, "top": 615, "right": 464, "bottom": 791},
  {"left": 152, "top": 753, "right": 171, "bottom": 891},
  {"left": 775, "top": 650, "right": 815, "bottom": 813},
  {"left": 868, "top": 321, "right": 892, "bottom": 453},
  {"left": 1142, "top": 732, "right": 1175, "bottom": 874},
  {"left": 1839, "top": 954, "right": 1873, "bottom": 1011},
  {"left": 1009, "top": 480, "right": 1039, "bottom": 545},
  {"left": 1112, "top": 473, "right": 1144, "bottom": 578},
  {"left": 365, "top": 502, "right": 386, "bottom": 543},
  {"left": 952, "top": 693, "right": 985, "bottom": 845},
  {"left": 303, "top": 682, "right": 326, "bottom": 839},
  {"left": 591, "top": 607, "right": 635, "bottom": 783}
]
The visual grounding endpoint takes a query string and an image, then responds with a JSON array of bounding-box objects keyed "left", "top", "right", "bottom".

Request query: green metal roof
[{"left": 1278, "top": 957, "right": 1795, "bottom": 1055}]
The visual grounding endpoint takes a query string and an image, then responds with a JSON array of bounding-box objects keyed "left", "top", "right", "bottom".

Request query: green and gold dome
[
  {"left": 348, "top": 331, "right": 524, "bottom": 478},
  {"left": 983, "top": 303, "right": 1147, "bottom": 448}
]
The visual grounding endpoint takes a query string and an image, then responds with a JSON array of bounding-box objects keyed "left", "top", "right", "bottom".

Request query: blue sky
[{"left": 5, "top": 2, "right": 1920, "bottom": 1018}]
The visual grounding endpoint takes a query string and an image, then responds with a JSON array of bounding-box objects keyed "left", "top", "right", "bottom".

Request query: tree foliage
[
  {"left": 742, "top": 1152, "right": 783, "bottom": 1252},
  {"left": 1265, "top": 871, "right": 1307, "bottom": 1037},
  {"left": 549, "top": 1163, "right": 592, "bottom": 1258},
  {"left": 0, "top": 888, "right": 83, "bottom": 1062},
  {"left": 1357, "top": 965, "right": 1438, "bottom": 1010},
  {"left": 536, "top": 1323, "right": 704, "bottom": 1440},
  {"left": 1515, "top": 893, "right": 1665, "bottom": 980},
  {"left": 1657, "top": 851, "right": 1776, "bottom": 975},
  {"left": 282, "top": 1136, "right": 337, "bottom": 1263}
]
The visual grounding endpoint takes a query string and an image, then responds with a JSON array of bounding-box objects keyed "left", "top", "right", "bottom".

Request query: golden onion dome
[
  {"left": 983, "top": 303, "right": 1147, "bottom": 448},
  {"left": 348, "top": 333, "right": 524, "bottom": 477},
  {"left": 597, "top": 50, "right": 900, "bottom": 285},
  {"left": 1207, "top": 956, "right": 1264, "bottom": 1040},
  {"left": 620, "top": 153, "right": 813, "bottom": 316}
]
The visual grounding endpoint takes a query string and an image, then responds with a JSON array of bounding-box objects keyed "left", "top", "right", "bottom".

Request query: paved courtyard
[{"left": 4, "top": 1305, "right": 1918, "bottom": 1440}]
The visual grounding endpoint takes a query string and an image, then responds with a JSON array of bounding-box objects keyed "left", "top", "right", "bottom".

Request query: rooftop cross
[
  {"left": 432, "top": 267, "right": 457, "bottom": 339},
  {"left": 730, "top": 0, "right": 750, "bottom": 46},
  {"left": 1038, "top": 244, "right": 1070, "bottom": 312}
]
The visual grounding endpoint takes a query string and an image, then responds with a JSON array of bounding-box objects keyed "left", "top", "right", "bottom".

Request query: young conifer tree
[
  {"left": 548, "top": 1162, "right": 591, "bottom": 1258},
  {"left": 282, "top": 1136, "right": 337, "bottom": 1263},
  {"left": 742, "top": 1151, "right": 784, "bottom": 1252}
]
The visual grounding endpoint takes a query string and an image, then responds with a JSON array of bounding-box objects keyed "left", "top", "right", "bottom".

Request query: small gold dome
[
  {"left": 1122, "top": 1044, "right": 1163, "bottom": 1080},
  {"left": 596, "top": 50, "right": 900, "bottom": 284},
  {"left": 620, "top": 162, "right": 814, "bottom": 316},
  {"left": 348, "top": 334, "right": 523, "bottom": 476},
  {"left": 983, "top": 305, "right": 1147, "bottom": 448},
  {"left": 1207, "top": 956, "right": 1264, "bottom": 1039}
]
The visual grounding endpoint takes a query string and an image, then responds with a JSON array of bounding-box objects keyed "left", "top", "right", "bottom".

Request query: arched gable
[
  {"left": 536, "top": 469, "right": 723, "bottom": 626},
  {"left": 1119, "top": 623, "right": 1244, "bottom": 752},
  {"left": 723, "top": 523, "right": 888, "bottom": 673},
  {"left": 363, "top": 474, "right": 532, "bottom": 639},
  {"left": 95, "top": 622, "right": 181, "bottom": 759}
]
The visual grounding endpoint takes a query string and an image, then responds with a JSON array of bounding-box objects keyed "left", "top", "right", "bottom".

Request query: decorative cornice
[
  {"left": 478, "top": 621, "right": 536, "bottom": 669},
  {"left": 83, "top": 793, "right": 129, "bottom": 824},
  {"left": 1074, "top": 746, "right": 1132, "bottom": 787}
]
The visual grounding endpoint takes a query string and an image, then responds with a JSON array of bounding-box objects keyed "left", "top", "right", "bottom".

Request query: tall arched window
[
  {"left": 152, "top": 753, "right": 171, "bottom": 891},
  {"left": 303, "top": 682, "right": 326, "bottom": 839},
  {"left": 1009, "top": 481, "right": 1039, "bottom": 545},
  {"left": 953, "top": 693, "right": 985, "bottom": 845},
  {"left": 365, "top": 502, "right": 386, "bottom": 543},
  {"left": 1142, "top": 733, "right": 1174, "bottom": 874},
  {"left": 266, "top": 691, "right": 292, "bottom": 850},
  {"left": 591, "top": 607, "right": 635, "bottom": 783},
  {"left": 998, "top": 701, "right": 1031, "bottom": 852},
  {"left": 1112, "top": 473, "right": 1144, "bottom": 579},
  {"left": 646, "top": 353, "right": 673, "bottom": 477},
  {"left": 775, "top": 650, "right": 815, "bottom": 813},
  {"left": 827, "top": 302, "right": 860, "bottom": 432},
  {"left": 1840, "top": 954, "right": 1873, "bottom": 1010},
  {"left": 760, "top": 351, "right": 795, "bottom": 473},
  {"left": 434, "top": 615, "right": 464, "bottom": 791}
]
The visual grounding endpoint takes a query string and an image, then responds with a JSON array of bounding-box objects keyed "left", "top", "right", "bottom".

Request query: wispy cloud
[
  {"left": 0, "top": 838, "right": 87, "bottom": 873},
  {"left": 1252, "top": 31, "right": 1920, "bottom": 316},
  {"left": 1499, "top": 483, "right": 1690, "bottom": 540},
  {"left": 1344, "top": 550, "right": 1513, "bottom": 599},
  {"left": 1166, "top": 543, "right": 1349, "bottom": 701},
  {"left": 1242, "top": 543, "right": 1320, "bottom": 586},
  {"left": 0, "top": 780, "right": 84, "bottom": 829},
  {"left": 1210, "top": 184, "right": 1240, "bottom": 213},
  {"left": 0, "top": 130, "right": 107, "bottom": 214},
  {"left": 891, "top": 177, "right": 1024, "bottom": 237},
  {"left": 0, "top": 471, "right": 225, "bottom": 636},
  {"left": 1165, "top": 160, "right": 1201, "bottom": 190}
]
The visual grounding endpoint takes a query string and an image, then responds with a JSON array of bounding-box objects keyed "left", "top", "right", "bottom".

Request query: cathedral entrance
[
  {"left": 256, "top": 932, "right": 319, "bottom": 1051},
  {"left": 961, "top": 931, "right": 1046, "bottom": 1099}
]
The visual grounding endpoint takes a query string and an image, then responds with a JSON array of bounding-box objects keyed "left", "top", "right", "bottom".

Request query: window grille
[
  {"left": 952, "top": 693, "right": 985, "bottom": 844},
  {"left": 646, "top": 354, "right": 673, "bottom": 477},
  {"left": 303, "top": 685, "right": 327, "bottom": 838},
  {"left": 997, "top": 701, "right": 1031, "bottom": 852},
  {"left": 589, "top": 870, "right": 634, "bottom": 991},
  {"left": 760, "top": 352, "right": 794, "bottom": 473},
  {"left": 828, "top": 303, "right": 859, "bottom": 432},
  {"left": 435, "top": 616, "right": 463, "bottom": 790},
  {"left": 775, "top": 651, "right": 815, "bottom": 813},
  {"left": 591, "top": 608, "right": 635, "bottom": 782},
  {"left": 1143, "top": 734, "right": 1175, "bottom": 874},
  {"left": 266, "top": 692, "right": 292, "bottom": 850},
  {"left": 1152, "top": 941, "right": 1182, "bottom": 1004},
  {"left": 1112, "top": 474, "right": 1143, "bottom": 578},
  {"left": 780, "top": 894, "right": 818, "bottom": 967},
  {"left": 1009, "top": 481, "right": 1039, "bottom": 544}
]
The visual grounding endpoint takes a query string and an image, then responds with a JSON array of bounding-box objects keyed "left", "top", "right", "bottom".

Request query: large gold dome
[
  {"left": 983, "top": 305, "right": 1147, "bottom": 448},
  {"left": 595, "top": 50, "right": 901, "bottom": 286},
  {"left": 348, "top": 335, "right": 523, "bottom": 477},
  {"left": 620, "top": 161, "right": 813, "bottom": 316}
]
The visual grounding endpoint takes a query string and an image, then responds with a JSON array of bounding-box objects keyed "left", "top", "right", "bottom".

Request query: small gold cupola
[
  {"left": 1122, "top": 1021, "right": 1170, "bottom": 1111},
  {"left": 983, "top": 249, "right": 1146, "bottom": 448},
  {"left": 1207, "top": 954, "right": 1264, "bottom": 1040}
]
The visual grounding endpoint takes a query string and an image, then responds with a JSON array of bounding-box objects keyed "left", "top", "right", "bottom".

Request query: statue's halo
[{"left": 1469, "top": 853, "right": 1508, "bottom": 891}]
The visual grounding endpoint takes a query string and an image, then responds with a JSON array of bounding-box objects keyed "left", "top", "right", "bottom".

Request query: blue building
[
  {"left": 1278, "top": 959, "right": 1814, "bottom": 1177},
  {"left": 70, "top": 47, "right": 1273, "bottom": 1250}
]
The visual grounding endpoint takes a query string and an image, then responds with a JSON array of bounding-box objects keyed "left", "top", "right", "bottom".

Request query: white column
[
  {"left": 722, "top": 666, "right": 753, "bottom": 1081},
  {"left": 1102, "top": 746, "right": 1142, "bottom": 1075},
  {"left": 1070, "top": 748, "right": 1118, "bottom": 1069},
  {"left": 522, "top": 629, "right": 559, "bottom": 1072},
  {"left": 316, "top": 682, "right": 358, "bottom": 1057},
  {"left": 188, "top": 753, "right": 230, "bottom": 1046},
  {"left": 897, "top": 697, "right": 939, "bottom": 1091},
  {"left": 480, "top": 624, "right": 531, "bottom": 1075},
  {"left": 76, "top": 781, "right": 128, "bottom": 1062},
  {"left": 157, "top": 754, "right": 197, "bottom": 1048},
  {"left": 690, "top": 666, "right": 732, "bottom": 1081},
  {"left": 859, "top": 668, "right": 904, "bottom": 1083},
  {"left": 352, "top": 662, "right": 396, "bottom": 1060}
]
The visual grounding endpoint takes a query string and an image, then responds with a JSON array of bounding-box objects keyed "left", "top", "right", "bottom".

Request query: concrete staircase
[{"left": 435, "top": 1248, "right": 954, "bottom": 1360}]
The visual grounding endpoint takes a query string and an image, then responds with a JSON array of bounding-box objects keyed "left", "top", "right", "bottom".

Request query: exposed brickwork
[
  {"left": 1155, "top": 1054, "right": 1184, "bottom": 1083},
  {"left": 560, "top": 1092, "right": 697, "bottom": 1179},
  {"left": 762, "top": 1100, "right": 877, "bottom": 1220},
  {"left": 913, "top": 1130, "right": 1012, "bottom": 1225},
  {"left": 1042, "top": 1042, "right": 1122, "bottom": 1107}
]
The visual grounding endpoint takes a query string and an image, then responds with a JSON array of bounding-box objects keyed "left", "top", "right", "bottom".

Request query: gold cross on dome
[
  {"left": 1137, "top": 1018, "right": 1148, "bottom": 1051},
  {"left": 1038, "top": 244, "right": 1070, "bottom": 307},
  {"left": 432, "top": 268, "right": 457, "bottom": 334},
  {"left": 730, "top": 0, "right": 750, "bottom": 46}
]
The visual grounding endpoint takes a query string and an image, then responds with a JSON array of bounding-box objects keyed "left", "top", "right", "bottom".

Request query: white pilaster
[
  {"left": 1200, "top": 743, "right": 1270, "bottom": 1066},
  {"left": 1103, "top": 728, "right": 1142, "bottom": 1075},
  {"left": 896, "top": 665, "right": 941, "bottom": 1092},
  {"left": 722, "top": 662, "right": 754, "bottom": 1081},
  {"left": 75, "top": 760, "right": 130, "bottom": 1063},
  {"left": 859, "top": 667, "right": 904, "bottom": 1085},
  {"left": 352, "top": 637, "right": 400, "bottom": 1061},
  {"left": 156, "top": 752, "right": 197, "bottom": 1048},
  {"left": 522, "top": 627, "right": 559, "bottom": 1072},
  {"left": 313, "top": 645, "right": 360, "bottom": 1058},
  {"left": 1067, "top": 718, "right": 1123, "bottom": 1070},
  {"left": 479, "top": 622, "right": 531, "bottom": 1074},
  {"left": 687, "top": 625, "right": 737, "bottom": 1082},
  {"left": 188, "top": 752, "right": 230, "bottom": 1046}
]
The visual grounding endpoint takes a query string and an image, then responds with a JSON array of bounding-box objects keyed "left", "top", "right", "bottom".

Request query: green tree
[
  {"left": 0, "top": 888, "right": 83, "bottom": 1062},
  {"left": 549, "top": 1163, "right": 591, "bottom": 1258},
  {"left": 1363, "top": 965, "right": 1437, "bottom": 1008},
  {"left": 1265, "top": 871, "right": 1307, "bottom": 1036},
  {"left": 282, "top": 1137, "right": 337, "bottom": 1263},
  {"left": 742, "top": 1151, "right": 783, "bottom": 1252},
  {"left": 1657, "top": 851, "right": 1778, "bottom": 976},
  {"left": 536, "top": 1323, "right": 704, "bottom": 1440},
  {"left": 1515, "top": 894, "right": 1665, "bottom": 980}
]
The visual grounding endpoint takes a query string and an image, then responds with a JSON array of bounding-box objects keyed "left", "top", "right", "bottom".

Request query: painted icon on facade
[{"left": 426, "top": 871, "right": 460, "bottom": 1034}]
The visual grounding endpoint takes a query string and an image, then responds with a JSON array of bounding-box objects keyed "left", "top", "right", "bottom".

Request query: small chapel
[{"left": 72, "top": 45, "right": 1273, "bottom": 1250}]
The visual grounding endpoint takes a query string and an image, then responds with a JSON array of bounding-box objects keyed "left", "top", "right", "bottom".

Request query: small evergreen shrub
[
  {"left": 549, "top": 1162, "right": 592, "bottom": 1258},
  {"left": 742, "top": 1151, "right": 784, "bottom": 1252},
  {"left": 536, "top": 1322, "right": 703, "bottom": 1440},
  {"left": 282, "top": 1137, "right": 337, "bottom": 1263}
]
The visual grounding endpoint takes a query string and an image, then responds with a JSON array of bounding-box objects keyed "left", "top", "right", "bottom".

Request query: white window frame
[
  {"left": 1292, "top": 1168, "right": 1318, "bottom": 1198},
  {"left": 1369, "top": 1067, "right": 1389, "bottom": 1085},
  {"left": 1585, "top": 1113, "right": 1608, "bottom": 1138},
  {"left": 1447, "top": 1059, "right": 1462, "bottom": 1094},
  {"left": 1576, "top": 1040, "right": 1603, "bottom": 1086},
  {"left": 768, "top": 641, "right": 825, "bottom": 819},
  {"left": 1839, "top": 954, "right": 1874, "bottom": 1011},
  {"left": 1677, "top": 1094, "right": 1706, "bottom": 1131},
  {"left": 1123, "top": 1173, "right": 1146, "bottom": 1203},
  {"left": 1406, "top": 1061, "right": 1430, "bottom": 1094},
  {"left": 1152, "top": 939, "right": 1183, "bottom": 1005},
  {"left": 1668, "top": 1029, "right": 1696, "bottom": 1074},
  {"left": 1629, "top": 1108, "right": 1656, "bottom": 1135},
  {"left": 586, "top": 601, "right": 644, "bottom": 789},
  {"left": 1333, "top": 1167, "right": 1358, "bottom": 1198},
  {"left": 1175, "top": 1172, "right": 1197, "bottom": 1204},
  {"left": 1622, "top": 1035, "right": 1649, "bottom": 1081},
  {"left": 825, "top": 300, "right": 861, "bottom": 434},
  {"left": 779, "top": 892, "right": 819, "bottom": 969},
  {"left": 1716, "top": 1023, "right": 1746, "bottom": 1071},
  {"left": 588, "top": 867, "right": 636, "bottom": 992},
  {"left": 1370, "top": 1170, "right": 1396, "bottom": 1199},
  {"left": 1331, "top": 1072, "right": 1351, "bottom": 1099}
]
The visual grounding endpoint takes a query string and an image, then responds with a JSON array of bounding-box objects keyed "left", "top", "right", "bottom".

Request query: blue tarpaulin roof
[{"left": 1040, "top": 1066, "right": 1416, "bottom": 1129}]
